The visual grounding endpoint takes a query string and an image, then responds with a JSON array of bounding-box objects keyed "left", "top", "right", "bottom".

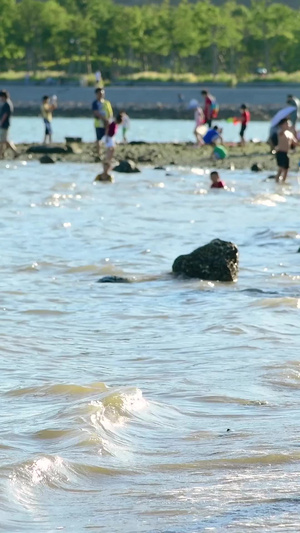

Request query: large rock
[
  {"left": 172, "top": 239, "right": 238, "bottom": 282},
  {"left": 113, "top": 159, "right": 141, "bottom": 173}
]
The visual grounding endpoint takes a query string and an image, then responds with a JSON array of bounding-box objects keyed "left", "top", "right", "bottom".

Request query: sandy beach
[{"left": 16, "top": 141, "right": 293, "bottom": 172}]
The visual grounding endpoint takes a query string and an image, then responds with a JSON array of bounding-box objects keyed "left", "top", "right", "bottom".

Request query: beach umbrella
[{"left": 270, "top": 106, "right": 296, "bottom": 127}]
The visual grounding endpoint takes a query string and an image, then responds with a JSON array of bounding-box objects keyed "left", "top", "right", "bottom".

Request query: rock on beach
[{"left": 113, "top": 159, "right": 141, "bottom": 173}]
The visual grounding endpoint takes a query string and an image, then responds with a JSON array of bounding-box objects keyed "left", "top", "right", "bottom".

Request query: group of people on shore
[
  {"left": 0, "top": 84, "right": 130, "bottom": 179},
  {"left": 92, "top": 86, "right": 130, "bottom": 179},
  {"left": 193, "top": 89, "right": 251, "bottom": 160},
  {"left": 1, "top": 84, "right": 300, "bottom": 183},
  {"left": 193, "top": 89, "right": 300, "bottom": 183}
]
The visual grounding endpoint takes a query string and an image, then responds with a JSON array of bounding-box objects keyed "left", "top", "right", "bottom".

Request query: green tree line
[{"left": 0, "top": 0, "right": 300, "bottom": 78}]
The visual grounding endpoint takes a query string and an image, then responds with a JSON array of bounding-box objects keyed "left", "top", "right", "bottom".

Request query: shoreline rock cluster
[{"left": 18, "top": 141, "right": 288, "bottom": 172}]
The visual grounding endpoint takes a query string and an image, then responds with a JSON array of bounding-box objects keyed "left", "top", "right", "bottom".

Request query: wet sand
[{"left": 14, "top": 141, "right": 297, "bottom": 172}]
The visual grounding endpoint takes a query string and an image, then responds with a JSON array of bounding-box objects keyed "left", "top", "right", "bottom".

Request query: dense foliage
[{"left": 1, "top": 0, "right": 300, "bottom": 78}]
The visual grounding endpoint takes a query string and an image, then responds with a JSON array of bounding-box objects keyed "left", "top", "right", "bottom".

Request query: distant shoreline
[{"left": 13, "top": 105, "right": 277, "bottom": 121}]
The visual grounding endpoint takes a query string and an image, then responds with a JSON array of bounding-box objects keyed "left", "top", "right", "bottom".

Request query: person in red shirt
[
  {"left": 239, "top": 104, "right": 250, "bottom": 147},
  {"left": 210, "top": 171, "right": 225, "bottom": 189},
  {"left": 201, "top": 89, "right": 214, "bottom": 127}
]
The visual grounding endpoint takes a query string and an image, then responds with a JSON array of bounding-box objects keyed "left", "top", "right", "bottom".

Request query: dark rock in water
[
  {"left": 129, "top": 141, "right": 147, "bottom": 145},
  {"left": 172, "top": 238, "right": 239, "bottom": 282},
  {"left": 297, "top": 247, "right": 300, "bottom": 253},
  {"left": 40, "top": 155, "right": 55, "bottom": 164},
  {"left": 113, "top": 159, "right": 141, "bottom": 173},
  {"left": 27, "top": 145, "right": 68, "bottom": 154},
  {"left": 251, "top": 163, "right": 263, "bottom": 172},
  {"left": 98, "top": 275, "right": 130, "bottom": 283},
  {"left": 154, "top": 166, "right": 166, "bottom": 170},
  {"left": 267, "top": 174, "right": 276, "bottom": 180}
]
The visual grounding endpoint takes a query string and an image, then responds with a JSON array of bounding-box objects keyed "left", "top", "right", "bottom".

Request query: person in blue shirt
[
  {"left": 203, "top": 126, "right": 223, "bottom": 145},
  {"left": 203, "top": 126, "right": 224, "bottom": 158}
]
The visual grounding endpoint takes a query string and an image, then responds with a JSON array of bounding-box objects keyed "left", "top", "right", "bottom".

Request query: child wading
[{"left": 275, "top": 118, "right": 298, "bottom": 182}]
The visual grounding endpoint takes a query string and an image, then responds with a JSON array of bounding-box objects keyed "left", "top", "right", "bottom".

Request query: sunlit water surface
[{"left": 1, "top": 159, "right": 300, "bottom": 532}]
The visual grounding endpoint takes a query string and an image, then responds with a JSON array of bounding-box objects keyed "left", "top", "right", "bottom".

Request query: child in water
[{"left": 210, "top": 171, "right": 225, "bottom": 189}]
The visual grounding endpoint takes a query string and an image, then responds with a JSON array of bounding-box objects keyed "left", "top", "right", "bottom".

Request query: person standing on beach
[
  {"left": 41, "top": 95, "right": 57, "bottom": 144},
  {"left": 275, "top": 118, "right": 297, "bottom": 182},
  {"left": 92, "top": 87, "right": 113, "bottom": 158},
  {"left": 193, "top": 105, "right": 205, "bottom": 145},
  {"left": 201, "top": 89, "right": 218, "bottom": 127},
  {"left": 239, "top": 104, "right": 250, "bottom": 147},
  {"left": 286, "top": 94, "right": 300, "bottom": 128},
  {"left": 121, "top": 111, "right": 130, "bottom": 143},
  {"left": 0, "top": 90, "right": 18, "bottom": 159}
]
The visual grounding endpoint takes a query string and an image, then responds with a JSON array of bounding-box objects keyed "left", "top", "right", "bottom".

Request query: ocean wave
[
  {"left": 249, "top": 193, "right": 286, "bottom": 207},
  {"left": 265, "top": 361, "right": 300, "bottom": 390},
  {"left": 6, "top": 382, "right": 148, "bottom": 460},
  {"left": 6, "top": 382, "right": 109, "bottom": 398},
  {"left": 154, "top": 452, "right": 300, "bottom": 472},
  {"left": 250, "top": 297, "right": 300, "bottom": 309},
  {"left": 198, "top": 395, "right": 270, "bottom": 407}
]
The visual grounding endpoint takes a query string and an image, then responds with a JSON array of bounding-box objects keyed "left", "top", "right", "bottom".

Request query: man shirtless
[{"left": 275, "top": 118, "right": 297, "bottom": 182}]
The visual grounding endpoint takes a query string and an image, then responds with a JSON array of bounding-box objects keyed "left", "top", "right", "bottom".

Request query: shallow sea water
[
  {"left": 1, "top": 159, "right": 300, "bottom": 532},
  {"left": 11, "top": 117, "right": 269, "bottom": 144}
]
